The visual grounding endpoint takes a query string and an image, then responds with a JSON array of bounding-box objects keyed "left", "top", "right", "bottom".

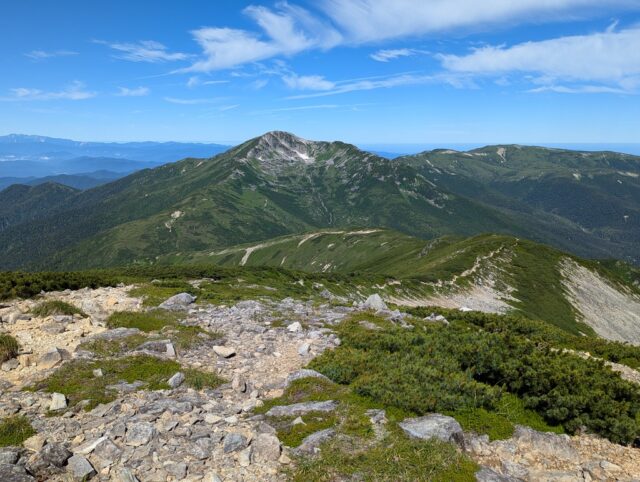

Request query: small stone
[
  {"left": 213, "top": 346, "right": 236, "bottom": 358},
  {"left": 0, "top": 448, "right": 19, "bottom": 465},
  {"left": 167, "top": 372, "right": 185, "bottom": 389},
  {"left": 296, "top": 428, "right": 336, "bottom": 453},
  {"left": 266, "top": 400, "right": 338, "bottom": 417},
  {"left": 223, "top": 433, "right": 247, "bottom": 453},
  {"left": 67, "top": 454, "right": 96, "bottom": 480},
  {"left": 74, "top": 436, "right": 107, "bottom": 455},
  {"left": 287, "top": 322, "right": 302, "bottom": 332},
  {"left": 49, "top": 392, "right": 67, "bottom": 411},
  {"left": 285, "top": 369, "right": 329, "bottom": 387},
  {"left": 238, "top": 446, "right": 252, "bottom": 467},
  {"left": 203, "top": 473, "right": 223, "bottom": 482},
  {"left": 232, "top": 376, "right": 247, "bottom": 393},
  {"left": 0, "top": 464, "right": 35, "bottom": 482},
  {"left": 165, "top": 342, "right": 176, "bottom": 358},
  {"left": 399, "top": 414, "right": 465, "bottom": 448},
  {"left": 158, "top": 293, "right": 196, "bottom": 311},
  {"left": 205, "top": 414, "right": 222, "bottom": 424},
  {"left": 115, "top": 468, "right": 139, "bottom": 482},
  {"left": 292, "top": 417, "right": 305, "bottom": 425},
  {"left": 92, "top": 369, "right": 103, "bottom": 378}
]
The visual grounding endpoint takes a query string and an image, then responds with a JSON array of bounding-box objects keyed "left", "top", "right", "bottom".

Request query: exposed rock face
[
  {"left": 266, "top": 400, "right": 339, "bottom": 417},
  {"left": 361, "top": 293, "right": 388, "bottom": 311}
]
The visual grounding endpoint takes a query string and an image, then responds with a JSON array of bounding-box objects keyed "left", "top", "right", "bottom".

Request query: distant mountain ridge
[{"left": 0, "top": 131, "right": 639, "bottom": 271}]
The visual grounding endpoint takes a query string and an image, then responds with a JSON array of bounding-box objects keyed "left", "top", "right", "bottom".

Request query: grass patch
[
  {"left": 290, "top": 430, "right": 478, "bottom": 482},
  {"left": 0, "top": 334, "right": 19, "bottom": 362},
  {"left": 129, "top": 280, "right": 197, "bottom": 307},
  {"left": 269, "top": 412, "right": 339, "bottom": 448},
  {"left": 27, "top": 355, "right": 223, "bottom": 410},
  {"left": 107, "top": 310, "right": 180, "bottom": 332},
  {"left": 0, "top": 415, "right": 36, "bottom": 447},
  {"left": 31, "top": 300, "right": 86, "bottom": 317},
  {"left": 78, "top": 334, "right": 149, "bottom": 357}
]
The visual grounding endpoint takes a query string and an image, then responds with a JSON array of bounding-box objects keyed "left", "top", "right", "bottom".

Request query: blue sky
[{"left": 2, "top": 0, "right": 640, "bottom": 146}]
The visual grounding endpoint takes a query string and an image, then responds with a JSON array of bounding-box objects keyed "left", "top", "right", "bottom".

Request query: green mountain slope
[
  {"left": 0, "top": 132, "right": 543, "bottom": 270},
  {"left": 396, "top": 145, "right": 640, "bottom": 264},
  {"left": 157, "top": 228, "right": 640, "bottom": 341}
]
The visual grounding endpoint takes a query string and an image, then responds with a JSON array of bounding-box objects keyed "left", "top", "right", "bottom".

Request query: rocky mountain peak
[{"left": 247, "top": 131, "right": 322, "bottom": 172}]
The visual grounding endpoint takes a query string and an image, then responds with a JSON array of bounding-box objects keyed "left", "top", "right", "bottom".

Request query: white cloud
[
  {"left": 282, "top": 74, "right": 335, "bottom": 90},
  {"left": 163, "top": 97, "right": 223, "bottom": 105},
  {"left": 186, "top": 76, "right": 230, "bottom": 88},
  {"left": 116, "top": 86, "right": 150, "bottom": 97},
  {"left": 98, "top": 40, "right": 188, "bottom": 63},
  {"left": 0, "top": 81, "right": 95, "bottom": 101},
  {"left": 182, "top": 3, "right": 341, "bottom": 72},
  {"left": 370, "top": 48, "right": 415, "bottom": 62},
  {"left": 527, "top": 85, "right": 630, "bottom": 94},
  {"left": 25, "top": 50, "right": 78, "bottom": 60},
  {"left": 439, "top": 26, "right": 640, "bottom": 92},
  {"left": 321, "top": 0, "right": 639, "bottom": 43}
]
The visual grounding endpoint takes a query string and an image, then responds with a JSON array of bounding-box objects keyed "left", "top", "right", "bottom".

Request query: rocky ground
[{"left": 0, "top": 287, "right": 639, "bottom": 481}]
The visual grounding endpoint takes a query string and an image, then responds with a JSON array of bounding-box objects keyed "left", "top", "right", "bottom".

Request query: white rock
[
  {"left": 362, "top": 294, "right": 387, "bottom": 311},
  {"left": 50, "top": 392, "right": 67, "bottom": 411},
  {"left": 287, "top": 321, "right": 302, "bottom": 332},
  {"left": 298, "top": 343, "right": 311, "bottom": 356},
  {"left": 213, "top": 345, "right": 236, "bottom": 358},
  {"left": 167, "top": 372, "right": 185, "bottom": 389}
]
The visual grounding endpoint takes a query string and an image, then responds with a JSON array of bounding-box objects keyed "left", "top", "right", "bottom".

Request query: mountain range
[{"left": 0, "top": 131, "right": 638, "bottom": 272}]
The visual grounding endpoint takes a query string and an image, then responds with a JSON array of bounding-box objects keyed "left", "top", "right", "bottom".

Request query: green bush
[
  {"left": 31, "top": 300, "right": 86, "bottom": 317},
  {"left": 310, "top": 314, "right": 640, "bottom": 445},
  {"left": 0, "top": 334, "right": 19, "bottom": 362}
]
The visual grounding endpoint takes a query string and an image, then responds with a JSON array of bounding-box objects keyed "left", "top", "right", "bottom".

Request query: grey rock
[
  {"left": 213, "top": 345, "right": 236, "bottom": 358},
  {"left": 125, "top": 422, "right": 156, "bottom": 447},
  {"left": 0, "top": 463, "right": 35, "bottom": 482},
  {"left": 91, "top": 328, "right": 141, "bottom": 341},
  {"left": 92, "top": 438, "right": 122, "bottom": 467},
  {"left": 285, "top": 369, "right": 329, "bottom": 387},
  {"left": 1, "top": 359, "right": 19, "bottom": 371},
  {"left": 475, "top": 467, "right": 520, "bottom": 482},
  {"left": 223, "top": 433, "right": 248, "bottom": 453},
  {"left": 266, "top": 400, "right": 338, "bottom": 417},
  {"left": 67, "top": 454, "right": 95, "bottom": 480},
  {"left": 41, "top": 323, "right": 66, "bottom": 335},
  {"left": 296, "top": 428, "right": 336, "bottom": 453},
  {"left": 203, "top": 473, "right": 223, "bottom": 482},
  {"left": 167, "top": 372, "right": 185, "bottom": 389},
  {"left": 0, "top": 448, "right": 19, "bottom": 465},
  {"left": 114, "top": 468, "right": 139, "bottom": 482},
  {"left": 362, "top": 294, "right": 387, "bottom": 311},
  {"left": 399, "top": 414, "right": 465, "bottom": 448},
  {"left": 39, "top": 349, "right": 63, "bottom": 369},
  {"left": 74, "top": 436, "right": 108, "bottom": 455},
  {"left": 158, "top": 293, "right": 196, "bottom": 311},
  {"left": 49, "top": 392, "right": 67, "bottom": 411},
  {"left": 512, "top": 426, "right": 577, "bottom": 459},
  {"left": 40, "top": 442, "right": 72, "bottom": 467},
  {"left": 105, "top": 381, "right": 144, "bottom": 393},
  {"left": 252, "top": 433, "right": 281, "bottom": 463},
  {"left": 297, "top": 342, "right": 311, "bottom": 356},
  {"left": 165, "top": 462, "right": 187, "bottom": 479},
  {"left": 232, "top": 376, "right": 246, "bottom": 393},
  {"left": 287, "top": 321, "right": 302, "bottom": 332}
]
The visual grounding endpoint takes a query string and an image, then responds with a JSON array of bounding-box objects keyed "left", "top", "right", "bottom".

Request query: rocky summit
[{"left": 1, "top": 281, "right": 639, "bottom": 481}]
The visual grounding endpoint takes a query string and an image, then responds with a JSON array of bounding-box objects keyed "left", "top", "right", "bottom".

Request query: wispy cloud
[
  {"left": 370, "top": 48, "right": 416, "bottom": 62},
  {"left": 282, "top": 74, "right": 335, "bottom": 90},
  {"left": 527, "top": 85, "right": 630, "bottom": 94},
  {"left": 163, "top": 96, "right": 224, "bottom": 105},
  {"left": 181, "top": 3, "right": 341, "bottom": 72},
  {"left": 25, "top": 49, "right": 78, "bottom": 60},
  {"left": 186, "top": 76, "right": 230, "bottom": 88},
  {"left": 97, "top": 40, "right": 188, "bottom": 63},
  {"left": 116, "top": 86, "right": 150, "bottom": 97},
  {"left": 438, "top": 26, "right": 640, "bottom": 93},
  {"left": 218, "top": 104, "right": 239, "bottom": 111},
  {"left": 321, "top": 0, "right": 638, "bottom": 43},
  {"left": 0, "top": 81, "right": 95, "bottom": 101}
]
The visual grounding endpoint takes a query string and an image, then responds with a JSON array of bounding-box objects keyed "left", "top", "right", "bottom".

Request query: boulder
[
  {"left": 399, "top": 414, "right": 465, "bottom": 448},
  {"left": 296, "top": 429, "right": 336, "bottom": 453},
  {"left": 39, "top": 349, "right": 63, "bottom": 369},
  {"left": 49, "top": 393, "right": 67, "bottom": 411},
  {"left": 0, "top": 464, "right": 35, "bottom": 482},
  {"left": 297, "top": 343, "right": 311, "bottom": 356},
  {"left": 23, "top": 434, "right": 46, "bottom": 452},
  {"left": 362, "top": 294, "right": 387, "bottom": 311},
  {"left": 475, "top": 467, "right": 520, "bottom": 482},
  {"left": 167, "top": 372, "right": 185, "bottom": 389},
  {"left": 251, "top": 433, "right": 281, "bottom": 463},
  {"left": 0, "top": 448, "right": 19, "bottom": 465},
  {"left": 67, "top": 454, "right": 95, "bottom": 480},
  {"left": 158, "top": 293, "right": 196, "bottom": 311},
  {"left": 266, "top": 400, "right": 338, "bottom": 417},
  {"left": 223, "top": 433, "right": 248, "bottom": 453},
  {"left": 125, "top": 422, "right": 156, "bottom": 447},
  {"left": 40, "top": 442, "right": 72, "bottom": 467},
  {"left": 1, "top": 359, "right": 19, "bottom": 371},
  {"left": 287, "top": 322, "right": 302, "bottom": 332}
]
